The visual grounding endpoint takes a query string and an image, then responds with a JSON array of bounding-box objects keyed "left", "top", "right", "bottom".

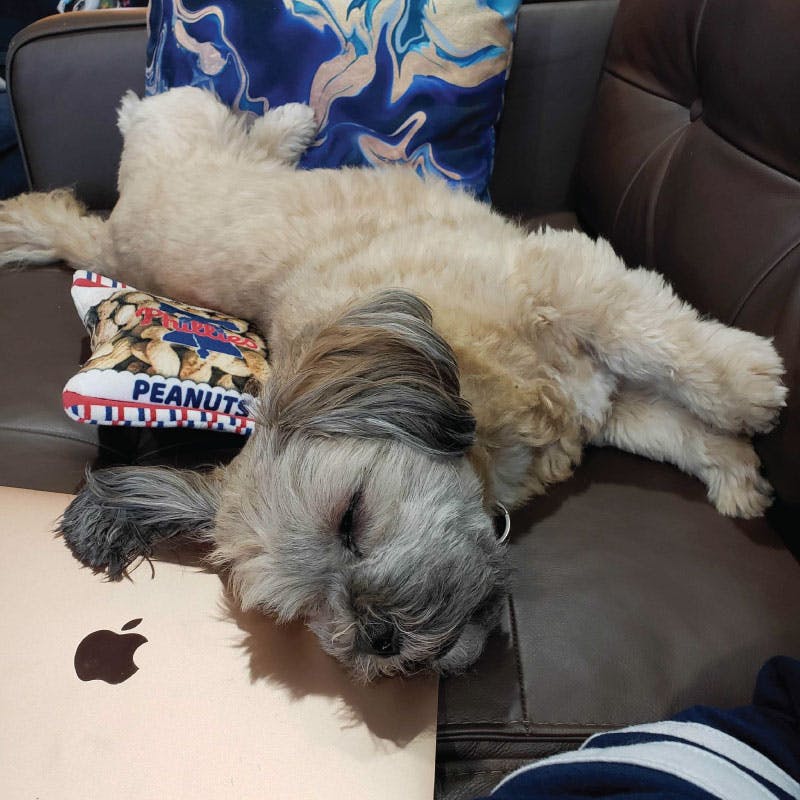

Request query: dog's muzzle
[{"left": 361, "top": 621, "right": 402, "bottom": 657}]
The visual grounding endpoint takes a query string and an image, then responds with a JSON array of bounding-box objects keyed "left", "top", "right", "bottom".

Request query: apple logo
[{"left": 74, "top": 619, "right": 148, "bottom": 684}]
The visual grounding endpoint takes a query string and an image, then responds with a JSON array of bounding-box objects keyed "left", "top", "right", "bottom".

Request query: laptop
[{"left": 0, "top": 487, "right": 438, "bottom": 799}]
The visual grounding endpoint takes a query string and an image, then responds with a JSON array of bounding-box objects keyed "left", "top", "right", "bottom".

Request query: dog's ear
[
  {"left": 59, "top": 466, "right": 221, "bottom": 578},
  {"left": 263, "top": 289, "right": 476, "bottom": 456}
]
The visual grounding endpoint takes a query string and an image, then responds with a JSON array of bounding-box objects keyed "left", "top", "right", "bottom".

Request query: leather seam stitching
[
  {"left": 604, "top": 61, "right": 800, "bottom": 184},
  {"left": 507, "top": 593, "right": 529, "bottom": 731},
  {"left": 436, "top": 768, "right": 529, "bottom": 778},
  {"left": 644, "top": 127, "right": 690, "bottom": 267},
  {"left": 611, "top": 123, "right": 689, "bottom": 246},
  {"left": 606, "top": 61, "right": 800, "bottom": 186},
  {"left": 439, "top": 720, "right": 618, "bottom": 731},
  {"left": 602, "top": 66, "right": 688, "bottom": 109},
  {"left": 691, "top": 0, "right": 712, "bottom": 78},
  {"left": 731, "top": 235, "right": 800, "bottom": 326},
  {"left": 699, "top": 114, "right": 800, "bottom": 188}
]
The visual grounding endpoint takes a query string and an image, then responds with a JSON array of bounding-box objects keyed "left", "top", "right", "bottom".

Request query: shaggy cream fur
[
  {"left": 0, "top": 86, "right": 787, "bottom": 514},
  {"left": 0, "top": 87, "right": 788, "bottom": 678}
]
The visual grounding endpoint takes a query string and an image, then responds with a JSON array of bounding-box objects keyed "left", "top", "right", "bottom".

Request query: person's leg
[
  {"left": 0, "top": 88, "right": 26, "bottom": 200},
  {"left": 481, "top": 657, "right": 800, "bottom": 799}
]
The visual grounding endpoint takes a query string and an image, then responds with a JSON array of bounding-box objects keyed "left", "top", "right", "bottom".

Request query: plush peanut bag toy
[{"left": 63, "top": 271, "right": 269, "bottom": 433}]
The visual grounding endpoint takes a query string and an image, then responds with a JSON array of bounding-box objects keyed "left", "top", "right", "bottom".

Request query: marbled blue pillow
[{"left": 146, "top": 0, "right": 521, "bottom": 199}]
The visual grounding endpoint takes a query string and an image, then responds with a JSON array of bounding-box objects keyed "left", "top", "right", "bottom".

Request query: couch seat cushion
[{"left": 436, "top": 447, "right": 800, "bottom": 798}]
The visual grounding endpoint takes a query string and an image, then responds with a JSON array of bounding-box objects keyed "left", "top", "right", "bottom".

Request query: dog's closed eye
[{"left": 339, "top": 490, "right": 363, "bottom": 557}]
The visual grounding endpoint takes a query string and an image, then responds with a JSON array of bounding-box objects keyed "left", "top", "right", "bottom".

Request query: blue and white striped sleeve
[{"left": 479, "top": 657, "right": 800, "bottom": 800}]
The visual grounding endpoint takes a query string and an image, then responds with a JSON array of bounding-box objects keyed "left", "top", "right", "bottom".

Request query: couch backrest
[
  {"left": 575, "top": 0, "right": 800, "bottom": 506},
  {"left": 9, "top": 2, "right": 618, "bottom": 216},
  {"left": 8, "top": 9, "right": 146, "bottom": 210},
  {"left": 489, "top": 0, "right": 617, "bottom": 216}
]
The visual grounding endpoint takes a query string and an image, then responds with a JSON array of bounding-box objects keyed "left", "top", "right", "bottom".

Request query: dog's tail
[{"left": 0, "top": 189, "right": 108, "bottom": 270}]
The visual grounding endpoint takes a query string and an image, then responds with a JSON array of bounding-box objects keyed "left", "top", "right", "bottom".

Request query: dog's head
[
  {"left": 60, "top": 291, "right": 509, "bottom": 680},
  {"left": 215, "top": 291, "right": 509, "bottom": 679}
]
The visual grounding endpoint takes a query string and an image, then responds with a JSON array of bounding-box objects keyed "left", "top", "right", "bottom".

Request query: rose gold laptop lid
[{"left": 0, "top": 487, "right": 437, "bottom": 799}]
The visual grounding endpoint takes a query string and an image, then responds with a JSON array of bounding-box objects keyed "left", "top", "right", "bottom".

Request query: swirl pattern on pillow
[{"left": 146, "top": 0, "right": 520, "bottom": 198}]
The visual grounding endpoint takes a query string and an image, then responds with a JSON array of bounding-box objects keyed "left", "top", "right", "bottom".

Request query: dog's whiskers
[{"left": 330, "top": 621, "right": 357, "bottom": 643}]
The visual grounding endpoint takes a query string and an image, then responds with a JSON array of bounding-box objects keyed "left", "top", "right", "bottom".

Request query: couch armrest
[
  {"left": 574, "top": 0, "right": 800, "bottom": 509},
  {"left": 7, "top": 9, "right": 146, "bottom": 210}
]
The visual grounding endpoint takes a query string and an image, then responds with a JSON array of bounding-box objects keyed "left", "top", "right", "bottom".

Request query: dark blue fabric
[
  {"left": 671, "top": 656, "right": 800, "bottom": 789},
  {"left": 145, "top": 0, "right": 520, "bottom": 198},
  {"left": 478, "top": 657, "right": 800, "bottom": 800},
  {"left": 0, "top": 91, "right": 25, "bottom": 199},
  {"left": 486, "top": 763, "right": 723, "bottom": 800}
]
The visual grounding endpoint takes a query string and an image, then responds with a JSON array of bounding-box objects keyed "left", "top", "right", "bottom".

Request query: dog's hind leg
[
  {"left": 0, "top": 189, "right": 108, "bottom": 269},
  {"left": 247, "top": 103, "right": 318, "bottom": 165},
  {"left": 526, "top": 229, "right": 786, "bottom": 436},
  {"left": 116, "top": 88, "right": 316, "bottom": 168},
  {"left": 592, "top": 384, "right": 773, "bottom": 518}
]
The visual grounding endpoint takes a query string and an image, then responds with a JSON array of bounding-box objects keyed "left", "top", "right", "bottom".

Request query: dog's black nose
[{"left": 367, "top": 623, "right": 401, "bottom": 658}]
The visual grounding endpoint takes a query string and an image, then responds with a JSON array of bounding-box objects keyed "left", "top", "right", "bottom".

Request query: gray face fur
[
  {"left": 58, "top": 290, "right": 510, "bottom": 680},
  {"left": 213, "top": 433, "right": 509, "bottom": 681}
]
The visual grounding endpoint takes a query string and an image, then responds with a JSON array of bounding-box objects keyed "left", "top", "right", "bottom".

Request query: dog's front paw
[
  {"left": 712, "top": 330, "right": 787, "bottom": 435},
  {"left": 732, "top": 334, "right": 787, "bottom": 435}
]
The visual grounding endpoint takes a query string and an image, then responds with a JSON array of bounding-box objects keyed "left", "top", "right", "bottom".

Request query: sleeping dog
[{"left": 0, "top": 88, "right": 786, "bottom": 680}]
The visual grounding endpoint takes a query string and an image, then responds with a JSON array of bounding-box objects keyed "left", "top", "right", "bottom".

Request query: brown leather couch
[{"left": 2, "top": 2, "right": 798, "bottom": 798}]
